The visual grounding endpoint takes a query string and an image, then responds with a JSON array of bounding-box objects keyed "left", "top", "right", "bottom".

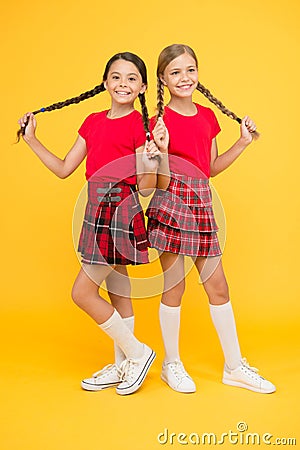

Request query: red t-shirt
[
  {"left": 78, "top": 110, "right": 146, "bottom": 183},
  {"left": 150, "top": 104, "right": 221, "bottom": 178}
]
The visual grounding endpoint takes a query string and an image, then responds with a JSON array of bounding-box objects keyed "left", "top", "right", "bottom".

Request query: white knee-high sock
[
  {"left": 99, "top": 310, "right": 143, "bottom": 360},
  {"left": 209, "top": 301, "right": 242, "bottom": 370},
  {"left": 159, "top": 303, "right": 181, "bottom": 364},
  {"left": 114, "top": 316, "right": 134, "bottom": 367}
]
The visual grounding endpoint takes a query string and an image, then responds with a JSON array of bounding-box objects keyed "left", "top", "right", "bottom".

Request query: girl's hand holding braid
[
  {"left": 18, "top": 112, "right": 37, "bottom": 143},
  {"left": 240, "top": 115, "right": 258, "bottom": 144},
  {"left": 153, "top": 117, "right": 169, "bottom": 153},
  {"left": 142, "top": 140, "right": 161, "bottom": 172}
]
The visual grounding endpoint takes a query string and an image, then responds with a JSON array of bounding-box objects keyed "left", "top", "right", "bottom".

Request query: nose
[
  {"left": 119, "top": 78, "right": 128, "bottom": 87},
  {"left": 180, "top": 71, "right": 189, "bottom": 81}
]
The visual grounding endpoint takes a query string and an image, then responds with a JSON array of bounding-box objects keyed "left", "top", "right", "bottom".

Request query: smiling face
[
  {"left": 161, "top": 52, "right": 198, "bottom": 98},
  {"left": 104, "top": 59, "right": 146, "bottom": 106}
]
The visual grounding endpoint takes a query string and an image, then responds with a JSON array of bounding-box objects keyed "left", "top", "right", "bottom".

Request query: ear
[
  {"left": 139, "top": 84, "right": 147, "bottom": 95},
  {"left": 104, "top": 81, "right": 107, "bottom": 90},
  {"left": 160, "top": 76, "right": 167, "bottom": 86}
]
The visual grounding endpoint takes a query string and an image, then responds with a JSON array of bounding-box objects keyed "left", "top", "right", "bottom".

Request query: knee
[
  {"left": 163, "top": 278, "right": 185, "bottom": 303},
  {"left": 205, "top": 276, "right": 229, "bottom": 303},
  {"left": 211, "top": 278, "right": 229, "bottom": 302},
  {"left": 71, "top": 281, "right": 86, "bottom": 308}
]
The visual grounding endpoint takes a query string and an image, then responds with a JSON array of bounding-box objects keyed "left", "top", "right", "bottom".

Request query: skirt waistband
[
  {"left": 87, "top": 181, "right": 136, "bottom": 205},
  {"left": 170, "top": 172, "right": 209, "bottom": 185}
]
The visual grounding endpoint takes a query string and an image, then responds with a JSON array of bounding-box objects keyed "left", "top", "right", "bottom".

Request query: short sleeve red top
[
  {"left": 150, "top": 104, "right": 221, "bottom": 179},
  {"left": 78, "top": 110, "right": 146, "bottom": 184}
]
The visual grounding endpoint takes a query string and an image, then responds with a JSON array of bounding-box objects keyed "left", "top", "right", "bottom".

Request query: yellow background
[{"left": 1, "top": 0, "right": 299, "bottom": 449}]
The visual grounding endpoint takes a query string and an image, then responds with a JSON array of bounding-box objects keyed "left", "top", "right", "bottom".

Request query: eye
[
  {"left": 112, "top": 75, "right": 120, "bottom": 80},
  {"left": 128, "top": 77, "right": 137, "bottom": 82},
  {"left": 188, "top": 68, "right": 196, "bottom": 72},
  {"left": 171, "top": 71, "right": 179, "bottom": 76}
]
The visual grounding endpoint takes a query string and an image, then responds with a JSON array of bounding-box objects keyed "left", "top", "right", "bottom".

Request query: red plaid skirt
[
  {"left": 146, "top": 174, "right": 222, "bottom": 257},
  {"left": 78, "top": 181, "right": 149, "bottom": 265}
]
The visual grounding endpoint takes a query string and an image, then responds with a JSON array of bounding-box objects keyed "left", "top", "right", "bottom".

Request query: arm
[
  {"left": 152, "top": 118, "right": 170, "bottom": 190},
  {"left": 210, "top": 116, "right": 257, "bottom": 177},
  {"left": 136, "top": 141, "right": 160, "bottom": 197},
  {"left": 18, "top": 112, "right": 87, "bottom": 179}
]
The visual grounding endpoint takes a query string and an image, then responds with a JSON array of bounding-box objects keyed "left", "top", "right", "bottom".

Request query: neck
[
  {"left": 107, "top": 102, "right": 135, "bottom": 119},
  {"left": 168, "top": 96, "right": 197, "bottom": 116}
]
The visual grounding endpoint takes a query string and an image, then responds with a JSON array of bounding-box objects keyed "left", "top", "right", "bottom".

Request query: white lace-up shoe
[
  {"left": 222, "top": 357, "right": 276, "bottom": 394},
  {"left": 116, "top": 344, "right": 156, "bottom": 395},
  {"left": 161, "top": 360, "right": 196, "bottom": 393},
  {"left": 81, "top": 364, "right": 121, "bottom": 391}
]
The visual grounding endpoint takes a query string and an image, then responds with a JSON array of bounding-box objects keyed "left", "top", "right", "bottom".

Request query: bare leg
[
  {"left": 195, "top": 256, "right": 229, "bottom": 305},
  {"left": 160, "top": 252, "right": 185, "bottom": 307},
  {"left": 72, "top": 265, "right": 114, "bottom": 324},
  {"left": 106, "top": 265, "right": 133, "bottom": 318},
  {"left": 71, "top": 264, "right": 142, "bottom": 358}
]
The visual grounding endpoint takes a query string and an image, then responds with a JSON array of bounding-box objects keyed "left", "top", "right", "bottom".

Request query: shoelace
[
  {"left": 169, "top": 360, "right": 190, "bottom": 380},
  {"left": 241, "top": 357, "right": 259, "bottom": 373},
  {"left": 240, "top": 357, "right": 266, "bottom": 380},
  {"left": 93, "top": 364, "right": 115, "bottom": 379},
  {"left": 118, "top": 359, "right": 138, "bottom": 382}
]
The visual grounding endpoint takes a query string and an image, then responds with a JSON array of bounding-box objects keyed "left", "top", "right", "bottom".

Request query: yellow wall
[
  {"left": 1, "top": 1, "right": 299, "bottom": 449},
  {"left": 2, "top": 0, "right": 299, "bottom": 315}
]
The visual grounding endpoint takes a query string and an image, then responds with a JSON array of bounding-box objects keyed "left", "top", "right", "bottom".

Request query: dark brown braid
[
  {"left": 16, "top": 83, "right": 105, "bottom": 142},
  {"left": 156, "top": 77, "right": 165, "bottom": 119},
  {"left": 138, "top": 93, "right": 150, "bottom": 139},
  {"left": 17, "top": 51, "right": 151, "bottom": 142}
]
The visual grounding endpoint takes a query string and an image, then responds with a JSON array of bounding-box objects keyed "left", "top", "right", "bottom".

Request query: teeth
[{"left": 116, "top": 91, "right": 130, "bottom": 95}]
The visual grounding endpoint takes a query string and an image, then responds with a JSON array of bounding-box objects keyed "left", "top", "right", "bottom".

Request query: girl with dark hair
[
  {"left": 18, "top": 52, "right": 159, "bottom": 395},
  {"left": 147, "top": 44, "right": 275, "bottom": 394}
]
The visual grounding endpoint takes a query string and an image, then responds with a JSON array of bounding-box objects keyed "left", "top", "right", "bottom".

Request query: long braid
[
  {"left": 17, "top": 83, "right": 105, "bottom": 142},
  {"left": 197, "top": 82, "right": 241, "bottom": 123},
  {"left": 138, "top": 93, "right": 150, "bottom": 140},
  {"left": 156, "top": 77, "right": 165, "bottom": 119},
  {"left": 197, "top": 82, "right": 259, "bottom": 139}
]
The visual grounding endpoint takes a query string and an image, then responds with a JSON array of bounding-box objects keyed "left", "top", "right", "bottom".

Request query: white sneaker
[
  {"left": 81, "top": 364, "right": 121, "bottom": 391},
  {"left": 116, "top": 344, "right": 156, "bottom": 395},
  {"left": 222, "top": 357, "right": 276, "bottom": 394},
  {"left": 161, "top": 360, "right": 196, "bottom": 393}
]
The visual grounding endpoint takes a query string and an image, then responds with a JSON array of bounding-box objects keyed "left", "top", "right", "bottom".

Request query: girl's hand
[
  {"left": 240, "top": 116, "right": 258, "bottom": 144},
  {"left": 18, "top": 112, "right": 37, "bottom": 142},
  {"left": 153, "top": 117, "right": 169, "bottom": 152},
  {"left": 142, "top": 140, "right": 161, "bottom": 171}
]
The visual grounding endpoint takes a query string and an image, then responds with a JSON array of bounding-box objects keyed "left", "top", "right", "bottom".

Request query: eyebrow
[
  {"left": 110, "top": 71, "right": 139, "bottom": 76},
  {"left": 169, "top": 65, "right": 196, "bottom": 71}
]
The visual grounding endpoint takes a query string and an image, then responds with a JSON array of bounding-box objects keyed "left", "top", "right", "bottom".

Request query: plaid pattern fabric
[
  {"left": 146, "top": 173, "right": 221, "bottom": 257},
  {"left": 78, "top": 181, "right": 149, "bottom": 265}
]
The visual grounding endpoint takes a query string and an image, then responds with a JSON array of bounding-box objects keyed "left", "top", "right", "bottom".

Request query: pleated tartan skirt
[
  {"left": 78, "top": 180, "right": 149, "bottom": 265},
  {"left": 146, "top": 174, "right": 222, "bottom": 257}
]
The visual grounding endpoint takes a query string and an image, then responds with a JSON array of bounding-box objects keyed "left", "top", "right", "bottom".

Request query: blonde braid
[
  {"left": 156, "top": 77, "right": 165, "bottom": 119},
  {"left": 197, "top": 82, "right": 240, "bottom": 122},
  {"left": 197, "top": 82, "right": 260, "bottom": 139}
]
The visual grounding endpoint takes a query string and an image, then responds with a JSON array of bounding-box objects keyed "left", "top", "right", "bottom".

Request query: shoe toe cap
[{"left": 261, "top": 379, "right": 276, "bottom": 393}]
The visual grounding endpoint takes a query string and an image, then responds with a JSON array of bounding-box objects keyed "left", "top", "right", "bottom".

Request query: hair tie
[{"left": 40, "top": 107, "right": 46, "bottom": 112}]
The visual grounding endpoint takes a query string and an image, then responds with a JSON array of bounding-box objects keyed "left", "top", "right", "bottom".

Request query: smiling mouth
[
  {"left": 115, "top": 91, "right": 131, "bottom": 96},
  {"left": 177, "top": 84, "right": 193, "bottom": 90}
]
